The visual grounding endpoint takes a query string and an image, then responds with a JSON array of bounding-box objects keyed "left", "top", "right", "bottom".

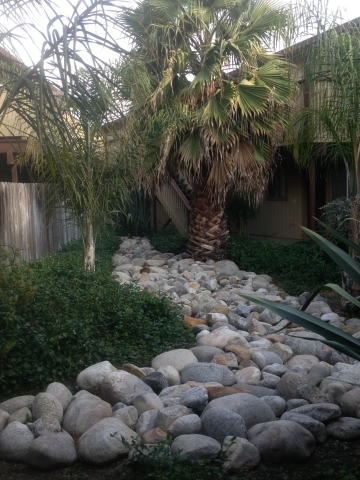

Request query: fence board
[{"left": 0, "top": 182, "right": 80, "bottom": 261}]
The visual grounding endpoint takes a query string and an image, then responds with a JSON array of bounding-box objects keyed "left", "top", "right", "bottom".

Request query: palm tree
[
  {"left": 116, "top": 0, "right": 296, "bottom": 260},
  {"left": 0, "top": 0, "right": 132, "bottom": 271}
]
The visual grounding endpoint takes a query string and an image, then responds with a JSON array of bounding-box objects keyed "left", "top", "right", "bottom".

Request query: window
[{"left": 268, "top": 164, "right": 286, "bottom": 200}]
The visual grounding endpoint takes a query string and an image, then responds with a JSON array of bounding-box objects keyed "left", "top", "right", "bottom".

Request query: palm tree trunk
[
  {"left": 84, "top": 213, "right": 95, "bottom": 272},
  {"left": 187, "top": 176, "right": 229, "bottom": 261}
]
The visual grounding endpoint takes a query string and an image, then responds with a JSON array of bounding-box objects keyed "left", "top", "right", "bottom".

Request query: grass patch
[
  {"left": 227, "top": 235, "right": 340, "bottom": 295},
  {"left": 0, "top": 228, "right": 193, "bottom": 396}
]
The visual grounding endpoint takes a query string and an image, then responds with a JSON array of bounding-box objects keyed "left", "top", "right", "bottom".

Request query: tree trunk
[
  {"left": 84, "top": 214, "right": 95, "bottom": 272},
  {"left": 187, "top": 176, "right": 229, "bottom": 261}
]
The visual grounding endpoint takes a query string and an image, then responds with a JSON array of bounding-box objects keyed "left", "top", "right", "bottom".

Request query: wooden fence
[{"left": 0, "top": 182, "right": 80, "bottom": 261}]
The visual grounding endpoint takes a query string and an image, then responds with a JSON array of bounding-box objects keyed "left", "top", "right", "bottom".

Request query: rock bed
[{"left": 1, "top": 237, "right": 360, "bottom": 470}]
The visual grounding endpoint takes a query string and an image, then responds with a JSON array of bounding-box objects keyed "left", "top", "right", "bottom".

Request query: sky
[{"left": 3, "top": 0, "right": 360, "bottom": 67}]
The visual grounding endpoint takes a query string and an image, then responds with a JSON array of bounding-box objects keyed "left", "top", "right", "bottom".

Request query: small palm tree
[
  {"left": 116, "top": 0, "right": 296, "bottom": 260},
  {"left": 0, "top": 0, "right": 131, "bottom": 271}
]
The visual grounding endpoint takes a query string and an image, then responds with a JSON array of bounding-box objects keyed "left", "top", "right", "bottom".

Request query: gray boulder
[
  {"left": 62, "top": 392, "right": 112, "bottom": 437},
  {"left": 247, "top": 420, "right": 315, "bottom": 463},
  {"left": 222, "top": 436, "right": 260, "bottom": 470},
  {"left": 8, "top": 407, "right": 32, "bottom": 424},
  {"left": 151, "top": 349, "right": 198, "bottom": 372},
  {"left": 340, "top": 388, "right": 360, "bottom": 417},
  {"left": 326, "top": 417, "right": 360, "bottom": 440},
  {"left": 78, "top": 417, "right": 139, "bottom": 465},
  {"left": 0, "top": 396, "right": 35, "bottom": 415},
  {"left": 45, "top": 383, "right": 73, "bottom": 411},
  {"left": 25, "top": 431, "right": 77, "bottom": 469},
  {"left": 100, "top": 370, "right": 153, "bottom": 405},
  {"left": 260, "top": 396, "right": 286, "bottom": 418},
  {"left": 201, "top": 407, "right": 247, "bottom": 443},
  {"left": 132, "top": 392, "right": 164, "bottom": 416},
  {"left": 191, "top": 346, "right": 227, "bottom": 364},
  {"left": 28, "top": 414, "right": 61, "bottom": 437},
  {"left": 289, "top": 403, "right": 341, "bottom": 423},
  {"left": 251, "top": 351, "right": 283, "bottom": 370},
  {"left": 157, "top": 405, "right": 192, "bottom": 432},
  {"left": 112, "top": 406, "right": 138, "bottom": 430},
  {"left": 275, "top": 371, "right": 308, "bottom": 401},
  {"left": 0, "top": 421, "right": 34, "bottom": 462},
  {"left": 168, "top": 414, "right": 202, "bottom": 438},
  {"left": 202, "top": 393, "right": 275, "bottom": 429},
  {"left": 180, "top": 363, "right": 235, "bottom": 386},
  {"left": 281, "top": 412, "right": 327, "bottom": 443},
  {"left": 171, "top": 434, "right": 221, "bottom": 461},
  {"left": 32, "top": 393, "right": 63, "bottom": 423},
  {"left": 76, "top": 361, "right": 117, "bottom": 390},
  {"left": 136, "top": 410, "right": 159, "bottom": 436},
  {"left": 180, "top": 387, "right": 208, "bottom": 411}
]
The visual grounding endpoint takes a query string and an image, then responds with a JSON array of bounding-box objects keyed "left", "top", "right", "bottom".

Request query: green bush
[
  {"left": 151, "top": 231, "right": 188, "bottom": 255},
  {"left": 227, "top": 235, "right": 339, "bottom": 295},
  {"left": 0, "top": 229, "right": 193, "bottom": 395}
]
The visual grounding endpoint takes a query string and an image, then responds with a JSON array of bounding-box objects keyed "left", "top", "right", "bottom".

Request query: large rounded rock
[
  {"left": 156, "top": 405, "right": 192, "bottom": 432},
  {"left": 45, "top": 383, "right": 73, "bottom": 411},
  {"left": 326, "top": 417, "right": 360, "bottom": 440},
  {"left": 25, "top": 432, "right": 77, "bottom": 469},
  {"left": 62, "top": 393, "right": 112, "bottom": 437},
  {"left": 112, "top": 406, "right": 138, "bottom": 430},
  {"left": 275, "top": 371, "right": 308, "bottom": 401},
  {"left": 190, "top": 346, "right": 225, "bottom": 363},
  {"left": 76, "top": 361, "right": 117, "bottom": 390},
  {"left": 32, "top": 393, "right": 63, "bottom": 423},
  {"left": 251, "top": 350, "right": 283, "bottom": 370},
  {"left": 180, "top": 363, "right": 235, "bottom": 386},
  {"left": 222, "top": 436, "right": 260, "bottom": 470},
  {"left": 260, "top": 396, "right": 287, "bottom": 418},
  {"left": 0, "top": 396, "right": 35, "bottom": 415},
  {"left": 168, "top": 414, "right": 202, "bottom": 438},
  {"left": 331, "top": 363, "right": 360, "bottom": 385},
  {"left": 100, "top": 370, "right": 153, "bottom": 405},
  {"left": 29, "top": 415, "right": 61, "bottom": 437},
  {"left": 281, "top": 412, "right": 327, "bottom": 443},
  {"left": 171, "top": 434, "right": 221, "bottom": 461},
  {"left": 8, "top": 407, "right": 31, "bottom": 425},
  {"left": 201, "top": 407, "right": 247, "bottom": 443},
  {"left": 78, "top": 417, "right": 139, "bottom": 465},
  {"left": 132, "top": 393, "right": 164, "bottom": 416},
  {"left": 143, "top": 372, "right": 168, "bottom": 394},
  {"left": 196, "top": 330, "right": 246, "bottom": 350},
  {"left": 247, "top": 420, "right": 315, "bottom": 462},
  {"left": 202, "top": 393, "right": 275, "bottom": 429},
  {"left": 180, "top": 387, "right": 208, "bottom": 411},
  {"left": 157, "top": 366, "right": 180, "bottom": 386},
  {"left": 0, "top": 421, "right": 34, "bottom": 462},
  {"left": 151, "top": 349, "right": 198, "bottom": 372},
  {"left": 289, "top": 403, "right": 341, "bottom": 423},
  {"left": 340, "top": 388, "right": 360, "bottom": 417}
]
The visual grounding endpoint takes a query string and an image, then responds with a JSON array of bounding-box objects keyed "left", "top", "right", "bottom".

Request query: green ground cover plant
[
  {"left": 151, "top": 231, "right": 188, "bottom": 256},
  {"left": 227, "top": 235, "right": 339, "bottom": 295},
  {"left": 0, "top": 228, "right": 193, "bottom": 396}
]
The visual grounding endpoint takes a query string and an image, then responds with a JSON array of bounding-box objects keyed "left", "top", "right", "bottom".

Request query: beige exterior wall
[{"left": 246, "top": 160, "right": 307, "bottom": 241}]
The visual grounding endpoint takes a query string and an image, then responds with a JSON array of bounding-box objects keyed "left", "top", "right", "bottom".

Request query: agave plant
[{"left": 241, "top": 224, "right": 360, "bottom": 360}]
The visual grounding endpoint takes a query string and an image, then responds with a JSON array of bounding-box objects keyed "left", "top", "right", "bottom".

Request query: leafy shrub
[
  {"left": 0, "top": 229, "right": 192, "bottom": 395},
  {"left": 110, "top": 189, "right": 151, "bottom": 237},
  {"left": 226, "top": 190, "right": 260, "bottom": 236},
  {"left": 319, "top": 197, "right": 352, "bottom": 243},
  {"left": 227, "top": 235, "right": 339, "bottom": 295},
  {"left": 151, "top": 231, "right": 188, "bottom": 255}
]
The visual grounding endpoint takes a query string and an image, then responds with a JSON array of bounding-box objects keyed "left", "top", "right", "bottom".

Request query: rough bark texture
[
  {"left": 187, "top": 177, "right": 229, "bottom": 261},
  {"left": 84, "top": 216, "right": 95, "bottom": 272}
]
